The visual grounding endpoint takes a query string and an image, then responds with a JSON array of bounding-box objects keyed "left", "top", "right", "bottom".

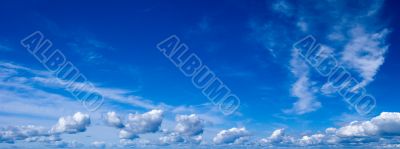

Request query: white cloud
[
  {"left": 371, "top": 112, "right": 400, "bottom": 135},
  {"left": 297, "top": 133, "right": 325, "bottom": 146},
  {"left": 159, "top": 132, "right": 185, "bottom": 145},
  {"left": 0, "top": 125, "right": 48, "bottom": 143},
  {"left": 50, "top": 112, "right": 91, "bottom": 134},
  {"left": 121, "top": 109, "right": 163, "bottom": 138},
  {"left": 213, "top": 127, "right": 250, "bottom": 144},
  {"left": 119, "top": 138, "right": 152, "bottom": 146},
  {"left": 259, "top": 128, "right": 295, "bottom": 145},
  {"left": 286, "top": 49, "right": 321, "bottom": 114},
  {"left": 341, "top": 27, "right": 389, "bottom": 88},
  {"left": 257, "top": 112, "right": 400, "bottom": 147},
  {"left": 106, "top": 110, "right": 163, "bottom": 141},
  {"left": 336, "top": 121, "right": 378, "bottom": 137},
  {"left": 175, "top": 114, "right": 204, "bottom": 136},
  {"left": 337, "top": 112, "right": 400, "bottom": 138},
  {"left": 262, "top": 0, "right": 390, "bottom": 115},
  {"left": 157, "top": 114, "right": 205, "bottom": 145},
  {"left": 119, "top": 129, "right": 138, "bottom": 140},
  {"left": 104, "top": 111, "right": 124, "bottom": 128}
]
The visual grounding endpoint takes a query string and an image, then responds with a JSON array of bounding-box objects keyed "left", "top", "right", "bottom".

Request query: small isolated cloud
[
  {"left": 213, "top": 127, "right": 250, "bottom": 145},
  {"left": 105, "top": 111, "right": 124, "bottom": 128},
  {"left": 50, "top": 112, "right": 91, "bottom": 134}
]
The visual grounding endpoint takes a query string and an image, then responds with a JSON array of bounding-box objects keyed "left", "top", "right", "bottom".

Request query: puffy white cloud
[
  {"left": 112, "top": 109, "right": 163, "bottom": 140},
  {"left": 336, "top": 121, "right": 378, "bottom": 137},
  {"left": 50, "top": 112, "right": 91, "bottom": 134},
  {"left": 337, "top": 112, "right": 400, "bottom": 137},
  {"left": 119, "top": 129, "right": 138, "bottom": 140},
  {"left": 157, "top": 114, "right": 205, "bottom": 145},
  {"left": 175, "top": 114, "right": 204, "bottom": 136},
  {"left": 105, "top": 111, "right": 124, "bottom": 128},
  {"left": 213, "top": 127, "right": 250, "bottom": 144},
  {"left": 259, "top": 128, "right": 295, "bottom": 145},
  {"left": 260, "top": 128, "right": 285, "bottom": 144},
  {"left": 297, "top": 134, "right": 325, "bottom": 146},
  {"left": 370, "top": 112, "right": 400, "bottom": 136}
]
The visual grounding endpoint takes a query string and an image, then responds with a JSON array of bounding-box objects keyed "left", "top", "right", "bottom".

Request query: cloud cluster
[
  {"left": 213, "top": 127, "right": 250, "bottom": 145},
  {"left": 0, "top": 125, "right": 47, "bottom": 143},
  {"left": 159, "top": 114, "right": 205, "bottom": 145},
  {"left": 258, "top": 112, "right": 400, "bottom": 147},
  {"left": 0, "top": 112, "right": 89, "bottom": 145}
]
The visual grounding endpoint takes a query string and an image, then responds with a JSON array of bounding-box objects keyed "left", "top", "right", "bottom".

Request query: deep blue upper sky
[{"left": 0, "top": 0, "right": 399, "bottom": 148}]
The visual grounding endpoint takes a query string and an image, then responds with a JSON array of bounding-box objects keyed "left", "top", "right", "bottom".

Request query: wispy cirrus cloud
[{"left": 251, "top": 0, "right": 390, "bottom": 115}]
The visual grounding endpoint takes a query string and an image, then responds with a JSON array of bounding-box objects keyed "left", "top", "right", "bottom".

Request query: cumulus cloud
[
  {"left": 104, "top": 110, "right": 164, "bottom": 140},
  {"left": 105, "top": 111, "right": 124, "bottom": 128},
  {"left": 157, "top": 114, "right": 204, "bottom": 145},
  {"left": 337, "top": 112, "right": 400, "bottom": 137},
  {"left": 297, "top": 133, "right": 325, "bottom": 146},
  {"left": 50, "top": 112, "right": 91, "bottom": 134},
  {"left": 259, "top": 128, "right": 294, "bottom": 145},
  {"left": 256, "top": 112, "right": 400, "bottom": 147},
  {"left": 175, "top": 114, "right": 204, "bottom": 136},
  {"left": 213, "top": 127, "right": 250, "bottom": 144},
  {"left": 120, "top": 109, "right": 163, "bottom": 139}
]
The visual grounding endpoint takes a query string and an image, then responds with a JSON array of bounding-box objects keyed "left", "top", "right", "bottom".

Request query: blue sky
[{"left": 0, "top": 0, "right": 400, "bottom": 148}]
